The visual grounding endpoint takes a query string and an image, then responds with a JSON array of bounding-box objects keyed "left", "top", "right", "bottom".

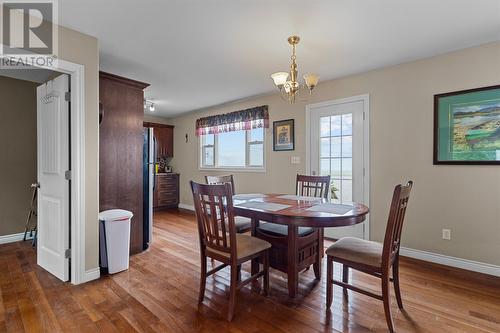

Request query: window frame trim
[{"left": 199, "top": 128, "right": 266, "bottom": 172}]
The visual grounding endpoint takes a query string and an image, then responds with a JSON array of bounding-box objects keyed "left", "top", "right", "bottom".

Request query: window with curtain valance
[
  {"left": 195, "top": 105, "right": 269, "bottom": 136},
  {"left": 197, "top": 105, "right": 269, "bottom": 170}
]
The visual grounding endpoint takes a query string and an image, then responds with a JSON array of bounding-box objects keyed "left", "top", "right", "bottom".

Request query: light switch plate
[{"left": 291, "top": 156, "right": 301, "bottom": 164}]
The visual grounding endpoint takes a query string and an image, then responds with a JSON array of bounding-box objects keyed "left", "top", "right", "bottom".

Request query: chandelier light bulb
[
  {"left": 304, "top": 73, "right": 319, "bottom": 91},
  {"left": 271, "top": 72, "right": 289, "bottom": 89}
]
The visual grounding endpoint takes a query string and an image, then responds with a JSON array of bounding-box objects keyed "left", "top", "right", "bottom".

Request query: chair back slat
[
  {"left": 296, "top": 174, "right": 331, "bottom": 199},
  {"left": 191, "top": 181, "right": 236, "bottom": 258},
  {"left": 382, "top": 181, "right": 413, "bottom": 268},
  {"left": 205, "top": 175, "right": 236, "bottom": 195}
]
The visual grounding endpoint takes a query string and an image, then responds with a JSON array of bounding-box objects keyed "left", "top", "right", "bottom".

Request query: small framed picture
[
  {"left": 273, "top": 119, "right": 295, "bottom": 151},
  {"left": 434, "top": 85, "right": 500, "bottom": 164}
]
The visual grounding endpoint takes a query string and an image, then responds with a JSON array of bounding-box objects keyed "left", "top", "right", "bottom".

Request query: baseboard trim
[
  {"left": 0, "top": 232, "right": 32, "bottom": 245},
  {"left": 176, "top": 203, "right": 500, "bottom": 277},
  {"left": 400, "top": 247, "right": 500, "bottom": 277},
  {"left": 83, "top": 268, "right": 100, "bottom": 282},
  {"left": 178, "top": 203, "right": 195, "bottom": 211}
]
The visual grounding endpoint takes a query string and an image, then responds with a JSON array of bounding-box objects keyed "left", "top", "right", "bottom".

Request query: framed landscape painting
[
  {"left": 434, "top": 85, "right": 500, "bottom": 165},
  {"left": 273, "top": 119, "right": 295, "bottom": 151}
]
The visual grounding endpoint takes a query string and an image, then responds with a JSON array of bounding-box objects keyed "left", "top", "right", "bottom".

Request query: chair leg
[
  {"left": 313, "top": 232, "right": 322, "bottom": 279},
  {"left": 287, "top": 226, "right": 299, "bottom": 298},
  {"left": 319, "top": 228, "right": 324, "bottom": 258},
  {"left": 382, "top": 274, "right": 395, "bottom": 333},
  {"left": 199, "top": 255, "right": 207, "bottom": 303},
  {"left": 227, "top": 263, "right": 238, "bottom": 321},
  {"left": 326, "top": 256, "right": 333, "bottom": 309},
  {"left": 263, "top": 251, "right": 269, "bottom": 296},
  {"left": 342, "top": 264, "right": 349, "bottom": 296},
  {"left": 393, "top": 259, "right": 404, "bottom": 309},
  {"left": 313, "top": 258, "right": 321, "bottom": 279},
  {"left": 237, "top": 265, "right": 242, "bottom": 282}
]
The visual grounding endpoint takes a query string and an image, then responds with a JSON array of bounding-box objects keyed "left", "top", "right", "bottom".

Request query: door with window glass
[{"left": 308, "top": 97, "right": 368, "bottom": 239}]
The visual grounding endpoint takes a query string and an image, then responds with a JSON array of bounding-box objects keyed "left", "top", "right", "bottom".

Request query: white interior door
[
  {"left": 308, "top": 96, "right": 369, "bottom": 240},
  {"left": 37, "top": 74, "right": 70, "bottom": 281}
]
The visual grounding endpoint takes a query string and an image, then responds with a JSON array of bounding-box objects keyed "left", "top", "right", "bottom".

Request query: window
[
  {"left": 200, "top": 128, "right": 265, "bottom": 169},
  {"left": 319, "top": 113, "right": 353, "bottom": 203}
]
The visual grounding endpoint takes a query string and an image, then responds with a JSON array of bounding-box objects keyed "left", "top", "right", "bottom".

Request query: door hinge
[
  {"left": 363, "top": 167, "right": 366, "bottom": 177},
  {"left": 65, "top": 249, "right": 71, "bottom": 259},
  {"left": 65, "top": 170, "right": 71, "bottom": 180},
  {"left": 363, "top": 111, "right": 365, "bottom": 120},
  {"left": 65, "top": 91, "right": 71, "bottom": 102}
]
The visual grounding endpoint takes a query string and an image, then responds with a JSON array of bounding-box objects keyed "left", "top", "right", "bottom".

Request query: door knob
[{"left": 31, "top": 183, "right": 40, "bottom": 188}]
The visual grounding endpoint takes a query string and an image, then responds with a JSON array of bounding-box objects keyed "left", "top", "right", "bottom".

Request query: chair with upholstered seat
[
  {"left": 190, "top": 181, "right": 270, "bottom": 321},
  {"left": 256, "top": 174, "right": 330, "bottom": 297},
  {"left": 325, "top": 181, "right": 413, "bottom": 333},
  {"left": 205, "top": 175, "right": 251, "bottom": 233}
]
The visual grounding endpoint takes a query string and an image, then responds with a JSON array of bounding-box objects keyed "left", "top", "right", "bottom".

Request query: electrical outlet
[
  {"left": 442, "top": 229, "right": 451, "bottom": 240},
  {"left": 291, "top": 156, "right": 301, "bottom": 164}
]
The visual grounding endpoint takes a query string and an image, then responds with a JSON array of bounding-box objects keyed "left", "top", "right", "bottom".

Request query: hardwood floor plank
[{"left": 1, "top": 209, "right": 500, "bottom": 332}]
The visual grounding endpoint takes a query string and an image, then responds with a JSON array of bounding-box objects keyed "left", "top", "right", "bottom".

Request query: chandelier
[{"left": 271, "top": 35, "right": 319, "bottom": 103}]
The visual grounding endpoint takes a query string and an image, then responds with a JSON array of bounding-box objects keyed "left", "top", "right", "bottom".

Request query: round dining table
[{"left": 232, "top": 193, "right": 369, "bottom": 297}]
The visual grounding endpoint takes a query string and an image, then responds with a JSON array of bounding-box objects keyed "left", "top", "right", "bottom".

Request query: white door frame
[
  {"left": 0, "top": 50, "right": 88, "bottom": 284},
  {"left": 305, "top": 94, "right": 370, "bottom": 240}
]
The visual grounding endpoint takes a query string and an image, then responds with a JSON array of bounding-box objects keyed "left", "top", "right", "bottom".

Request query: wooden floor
[{"left": 1, "top": 209, "right": 500, "bottom": 332}]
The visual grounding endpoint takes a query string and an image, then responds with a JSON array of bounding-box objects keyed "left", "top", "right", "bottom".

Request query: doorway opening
[
  {"left": 0, "top": 70, "right": 72, "bottom": 281},
  {"left": 306, "top": 95, "right": 370, "bottom": 240},
  {"left": 0, "top": 54, "right": 87, "bottom": 284}
]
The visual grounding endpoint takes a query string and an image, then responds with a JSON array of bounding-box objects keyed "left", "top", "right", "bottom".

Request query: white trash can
[{"left": 99, "top": 209, "right": 133, "bottom": 274}]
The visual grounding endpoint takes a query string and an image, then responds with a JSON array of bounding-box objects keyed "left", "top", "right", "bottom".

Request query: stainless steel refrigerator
[{"left": 143, "top": 127, "right": 156, "bottom": 249}]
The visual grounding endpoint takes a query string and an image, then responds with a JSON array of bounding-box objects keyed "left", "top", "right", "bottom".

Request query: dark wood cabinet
[
  {"left": 154, "top": 173, "right": 179, "bottom": 209},
  {"left": 99, "top": 71, "right": 149, "bottom": 255},
  {"left": 144, "top": 122, "right": 174, "bottom": 158}
]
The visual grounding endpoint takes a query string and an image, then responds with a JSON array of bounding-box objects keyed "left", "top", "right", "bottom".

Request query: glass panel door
[{"left": 309, "top": 98, "right": 367, "bottom": 239}]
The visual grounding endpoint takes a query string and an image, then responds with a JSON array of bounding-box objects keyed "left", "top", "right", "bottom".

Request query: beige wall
[
  {"left": 0, "top": 76, "right": 38, "bottom": 236},
  {"left": 169, "top": 41, "right": 500, "bottom": 266},
  {"left": 57, "top": 26, "right": 100, "bottom": 270}
]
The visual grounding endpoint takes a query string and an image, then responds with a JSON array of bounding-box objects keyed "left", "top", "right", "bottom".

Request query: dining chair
[
  {"left": 256, "top": 174, "right": 330, "bottom": 297},
  {"left": 325, "top": 181, "right": 413, "bottom": 333},
  {"left": 190, "top": 181, "right": 271, "bottom": 321},
  {"left": 205, "top": 175, "right": 251, "bottom": 233}
]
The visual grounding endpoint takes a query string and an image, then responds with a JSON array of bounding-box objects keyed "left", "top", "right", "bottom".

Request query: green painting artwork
[{"left": 434, "top": 85, "right": 500, "bottom": 164}]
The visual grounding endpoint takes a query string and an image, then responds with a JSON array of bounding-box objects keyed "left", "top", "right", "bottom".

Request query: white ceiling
[
  {"left": 1, "top": 67, "right": 58, "bottom": 83},
  {"left": 58, "top": 0, "right": 500, "bottom": 117}
]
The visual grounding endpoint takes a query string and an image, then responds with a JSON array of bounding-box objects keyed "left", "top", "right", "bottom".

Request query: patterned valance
[{"left": 195, "top": 105, "right": 269, "bottom": 136}]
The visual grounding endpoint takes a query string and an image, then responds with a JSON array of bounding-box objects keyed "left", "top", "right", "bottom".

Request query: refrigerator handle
[{"left": 153, "top": 136, "right": 157, "bottom": 191}]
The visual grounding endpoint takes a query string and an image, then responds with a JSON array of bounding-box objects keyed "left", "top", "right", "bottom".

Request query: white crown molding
[{"left": 400, "top": 247, "right": 500, "bottom": 277}]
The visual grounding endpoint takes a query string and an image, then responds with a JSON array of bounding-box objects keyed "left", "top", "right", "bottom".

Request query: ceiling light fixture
[
  {"left": 144, "top": 99, "right": 155, "bottom": 112},
  {"left": 271, "top": 35, "right": 319, "bottom": 103}
]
